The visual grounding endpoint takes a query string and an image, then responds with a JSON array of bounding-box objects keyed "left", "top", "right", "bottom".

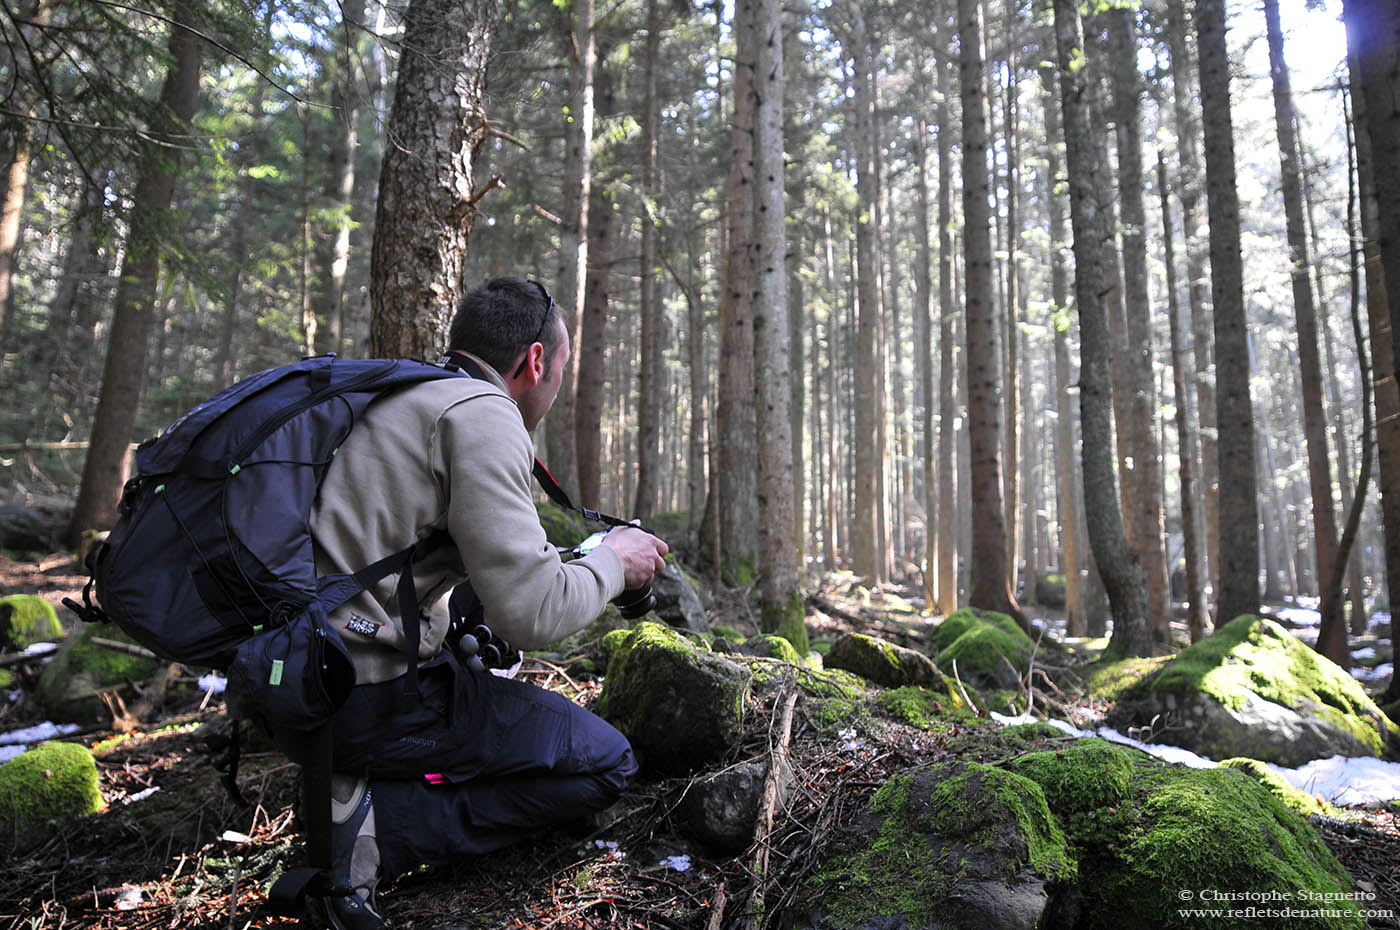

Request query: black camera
[{"left": 567, "top": 530, "right": 657, "bottom": 620}]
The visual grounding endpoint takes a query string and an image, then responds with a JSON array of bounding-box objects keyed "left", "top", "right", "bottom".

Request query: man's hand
[{"left": 600, "top": 527, "right": 669, "bottom": 590}]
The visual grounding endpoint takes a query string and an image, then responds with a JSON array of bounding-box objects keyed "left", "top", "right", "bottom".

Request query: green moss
[
  {"left": 1218, "top": 758, "right": 1330, "bottom": 818},
  {"left": 810, "top": 639, "right": 831, "bottom": 656},
  {"left": 1079, "top": 655, "right": 1173, "bottom": 702},
  {"left": 1039, "top": 748, "right": 1361, "bottom": 930},
  {"left": 936, "top": 624, "right": 1030, "bottom": 684},
  {"left": 0, "top": 595, "right": 63, "bottom": 649},
  {"left": 535, "top": 502, "right": 588, "bottom": 548},
  {"left": 1006, "top": 739, "right": 1137, "bottom": 814},
  {"left": 761, "top": 590, "right": 809, "bottom": 656},
  {"left": 931, "top": 608, "right": 1031, "bottom": 654},
  {"left": 0, "top": 742, "right": 105, "bottom": 849},
  {"left": 0, "top": 668, "right": 11, "bottom": 689},
  {"left": 982, "top": 689, "right": 1022, "bottom": 715},
  {"left": 747, "top": 634, "right": 803, "bottom": 665},
  {"left": 1135, "top": 615, "right": 1399, "bottom": 757},
  {"left": 711, "top": 625, "right": 746, "bottom": 644},
  {"left": 880, "top": 684, "right": 969, "bottom": 728},
  {"left": 1002, "top": 721, "right": 1063, "bottom": 748},
  {"left": 726, "top": 556, "right": 757, "bottom": 588},
  {"left": 923, "top": 763, "right": 1076, "bottom": 883}
]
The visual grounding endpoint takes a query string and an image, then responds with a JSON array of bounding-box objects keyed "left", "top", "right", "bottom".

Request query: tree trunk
[
  {"left": 369, "top": 0, "right": 501, "bottom": 358},
  {"left": 1165, "top": 0, "right": 1218, "bottom": 614},
  {"left": 67, "top": 3, "right": 202, "bottom": 544},
  {"left": 1053, "top": 0, "right": 1151, "bottom": 657},
  {"left": 961, "top": 0, "right": 1023, "bottom": 627},
  {"left": 542, "top": 0, "right": 595, "bottom": 499},
  {"left": 634, "top": 0, "right": 662, "bottom": 520},
  {"left": 1002, "top": 23, "right": 1021, "bottom": 599},
  {"left": 576, "top": 184, "right": 616, "bottom": 509},
  {"left": 712, "top": 0, "right": 760, "bottom": 584},
  {"left": 752, "top": 0, "right": 802, "bottom": 650},
  {"left": 1261, "top": 0, "right": 1342, "bottom": 661},
  {"left": 1345, "top": 64, "right": 1400, "bottom": 704},
  {"left": 1197, "top": 0, "right": 1259, "bottom": 625},
  {"left": 917, "top": 98, "right": 936, "bottom": 608},
  {"left": 1041, "top": 63, "right": 1086, "bottom": 635},
  {"left": 1159, "top": 155, "right": 1208, "bottom": 643},
  {"left": 852, "top": 5, "right": 885, "bottom": 583},
  {"left": 1108, "top": 7, "right": 1170, "bottom": 641},
  {"left": 936, "top": 31, "right": 959, "bottom": 615},
  {"left": 315, "top": 0, "right": 365, "bottom": 358}
]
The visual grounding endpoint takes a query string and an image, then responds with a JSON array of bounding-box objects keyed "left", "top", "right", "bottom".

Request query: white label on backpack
[{"left": 346, "top": 615, "right": 381, "bottom": 638}]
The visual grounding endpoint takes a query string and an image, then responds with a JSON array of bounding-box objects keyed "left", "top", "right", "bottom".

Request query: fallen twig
[
  {"left": 951, "top": 658, "right": 982, "bottom": 716},
  {"left": 742, "top": 672, "right": 799, "bottom": 930}
]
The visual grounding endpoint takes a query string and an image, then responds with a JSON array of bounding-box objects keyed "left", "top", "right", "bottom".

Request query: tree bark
[
  {"left": 67, "top": 2, "right": 202, "bottom": 543},
  {"left": 961, "top": 0, "right": 1023, "bottom": 627},
  {"left": 634, "top": 0, "right": 662, "bottom": 520},
  {"left": 1053, "top": 0, "right": 1150, "bottom": 657},
  {"left": 1197, "top": 0, "right": 1259, "bottom": 625},
  {"left": 1165, "top": 0, "right": 1218, "bottom": 613},
  {"left": 936, "top": 30, "right": 958, "bottom": 615},
  {"left": 1262, "top": 0, "right": 1342, "bottom": 662},
  {"left": 917, "top": 96, "right": 936, "bottom": 609},
  {"left": 1041, "top": 62, "right": 1086, "bottom": 636},
  {"left": 711, "top": 0, "right": 760, "bottom": 583},
  {"left": 1159, "top": 155, "right": 1208, "bottom": 643},
  {"left": 369, "top": 0, "right": 501, "bottom": 358},
  {"left": 543, "top": 0, "right": 595, "bottom": 500},
  {"left": 576, "top": 183, "right": 616, "bottom": 509},
  {"left": 1108, "top": 7, "right": 1170, "bottom": 642},
  {"left": 316, "top": 0, "right": 365, "bottom": 358},
  {"left": 752, "top": 0, "right": 803, "bottom": 650}
]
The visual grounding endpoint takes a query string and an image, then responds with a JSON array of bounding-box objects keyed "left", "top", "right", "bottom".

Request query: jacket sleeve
[{"left": 430, "top": 390, "right": 625, "bottom": 649}]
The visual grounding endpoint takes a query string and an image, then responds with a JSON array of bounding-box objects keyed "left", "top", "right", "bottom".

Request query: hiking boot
[{"left": 316, "top": 773, "right": 385, "bottom": 930}]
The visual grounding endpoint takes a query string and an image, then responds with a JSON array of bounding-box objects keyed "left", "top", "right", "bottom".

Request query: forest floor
[{"left": 1, "top": 552, "right": 1398, "bottom": 930}]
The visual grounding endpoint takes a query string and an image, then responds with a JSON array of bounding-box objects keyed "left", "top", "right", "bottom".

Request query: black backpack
[{"left": 65, "top": 354, "right": 471, "bottom": 912}]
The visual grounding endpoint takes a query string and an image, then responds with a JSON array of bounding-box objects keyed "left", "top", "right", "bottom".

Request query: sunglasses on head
[{"left": 512, "top": 280, "right": 556, "bottom": 379}]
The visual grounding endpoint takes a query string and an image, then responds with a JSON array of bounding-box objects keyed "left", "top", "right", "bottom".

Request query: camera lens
[{"left": 613, "top": 582, "right": 656, "bottom": 620}]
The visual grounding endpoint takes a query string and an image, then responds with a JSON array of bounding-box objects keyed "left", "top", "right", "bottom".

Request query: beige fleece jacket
[{"left": 309, "top": 358, "right": 624, "bottom": 684}]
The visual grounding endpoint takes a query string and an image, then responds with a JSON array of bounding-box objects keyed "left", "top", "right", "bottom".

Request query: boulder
[
  {"left": 682, "top": 758, "right": 792, "bottom": 854},
  {"left": 651, "top": 562, "right": 708, "bottom": 634},
  {"left": 1006, "top": 739, "right": 1362, "bottom": 930},
  {"left": 933, "top": 610, "right": 1033, "bottom": 692},
  {"left": 37, "top": 623, "right": 159, "bottom": 724},
  {"left": 0, "top": 595, "right": 64, "bottom": 649},
  {"left": 805, "top": 761, "right": 1076, "bottom": 930},
  {"left": 596, "top": 621, "right": 749, "bottom": 774},
  {"left": 0, "top": 741, "right": 105, "bottom": 850},
  {"left": 1117, "top": 615, "right": 1398, "bottom": 766},
  {"left": 740, "top": 633, "right": 804, "bottom": 665},
  {"left": 1033, "top": 574, "right": 1067, "bottom": 609},
  {"left": 826, "top": 632, "right": 943, "bottom": 688}
]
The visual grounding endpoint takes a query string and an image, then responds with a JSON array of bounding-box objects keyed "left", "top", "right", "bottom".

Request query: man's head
[{"left": 448, "top": 276, "right": 569, "bottom": 431}]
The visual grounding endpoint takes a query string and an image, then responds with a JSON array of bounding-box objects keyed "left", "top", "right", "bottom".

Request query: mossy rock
[
  {"left": 37, "top": 623, "right": 159, "bottom": 724},
  {"left": 1007, "top": 739, "right": 1361, "bottom": 930},
  {"left": 0, "top": 742, "right": 105, "bottom": 850},
  {"left": 936, "top": 623, "right": 1032, "bottom": 692},
  {"left": 711, "top": 625, "right": 745, "bottom": 644},
  {"left": 1034, "top": 574, "right": 1067, "bottom": 609},
  {"left": 596, "top": 621, "right": 749, "bottom": 774},
  {"left": 879, "top": 684, "right": 970, "bottom": 728},
  {"left": 1218, "top": 757, "right": 1330, "bottom": 817},
  {"left": 1078, "top": 655, "right": 1173, "bottom": 703},
  {"left": 1004, "top": 739, "right": 1136, "bottom": 814},
  {"left": 741, "top": 633, "right": 803, "bottom": 664},
  {"left": 0, "top": 595, "right": 64, "bottom": 650},
  {"left": 1119, "top": 615, "right": 1399, "bottom": 765},
  {"left": 536, "top": 502, "right": 588, "bottom": 548},
  {"left": 826, "top": 632, "right": 944, "bottom": 688},
  {"left": 931, "top": 608, "right": 1032, "bottom": 654},
  {"left": 805, "top": 761, "right": 1076, "bottom": 930}
]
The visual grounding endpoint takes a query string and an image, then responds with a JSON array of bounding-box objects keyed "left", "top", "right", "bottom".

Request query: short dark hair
[{"left": 447, "top": 277, "right": 563, "bottom": 377}]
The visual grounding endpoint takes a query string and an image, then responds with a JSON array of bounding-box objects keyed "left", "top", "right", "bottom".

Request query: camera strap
[{"left": 440, "top": 350, "right": 649, "bottom": 535}]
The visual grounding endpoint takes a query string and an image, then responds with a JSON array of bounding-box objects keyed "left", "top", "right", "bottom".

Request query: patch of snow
[
  {"left": 220, "top": 830, "right": 254, "bottom": 843},
  {"left": 839, "top": 727, "right": 865, "bottom": 751},
  {"left": 658, "top": 855, "right": 692, "bottom": 872},
  {"left": 0, "top": 721, "right": 80, "bottom": 746},
  {"left": 1352, "top": 647, "right": 1377, "bottom": 661},
  {"left": 114, "top": 885, "right": 144, "bottom": 911},
  {"left": 24, "top": 642, "right": 57, "bottom": 656},
  {"left": 1267, "top": 755, "right": 1400, "bottom": 805},
  {"left": 198, "top": 673, "right": 227, "bottom": 694},
  {"left": 1352, "top": 662, "right": 1393, "bottom": 683},
  {"left": 1274, "top": 607, "right": 1320, "bottom": 627},
  {"left": 124, "top": 786, "right": 160, "bottom": 804},
  {"left": 0, "top": 744, "right": 27, "bottom": 764}
]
